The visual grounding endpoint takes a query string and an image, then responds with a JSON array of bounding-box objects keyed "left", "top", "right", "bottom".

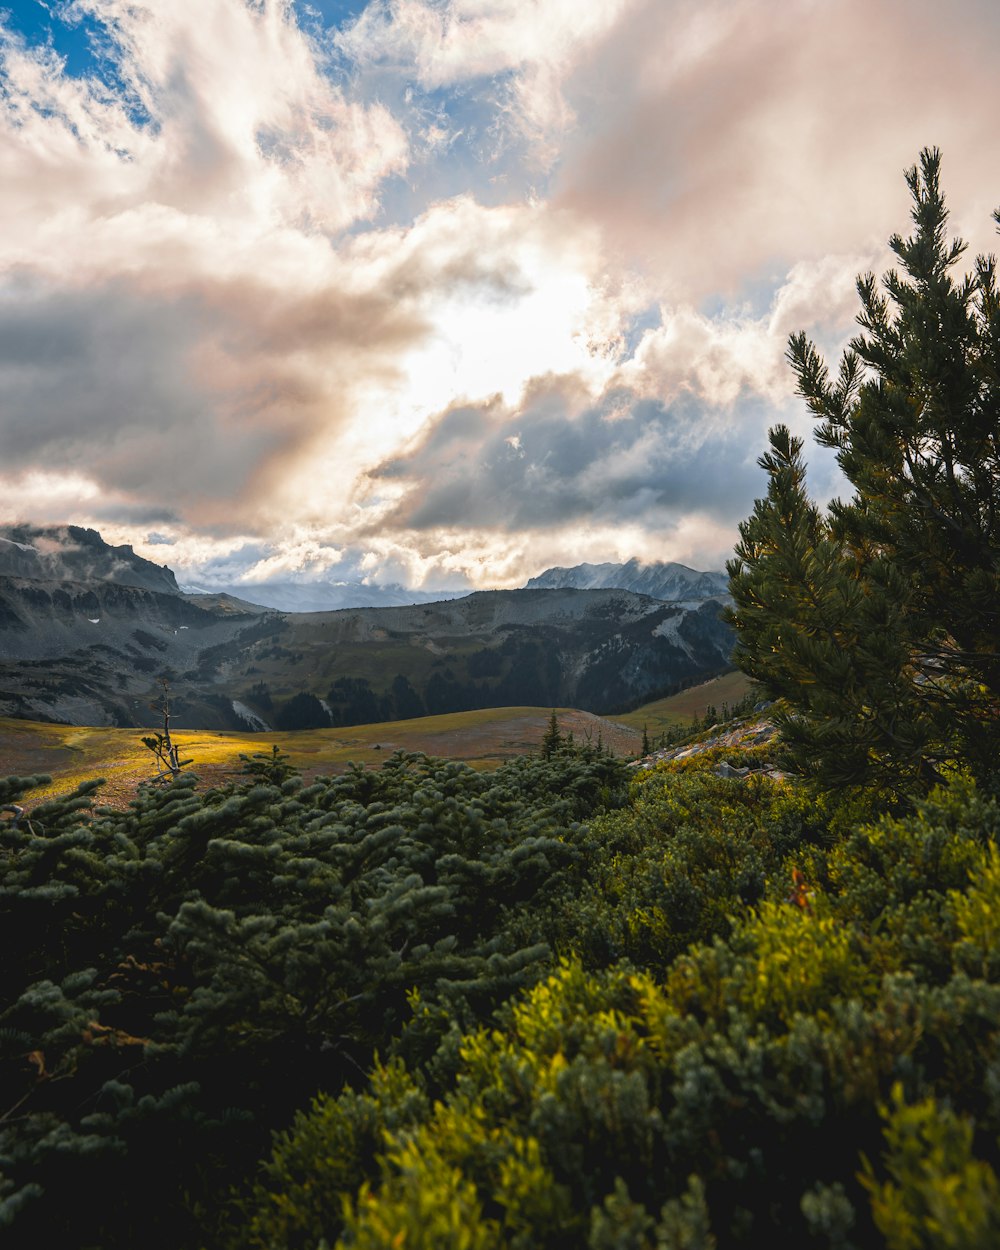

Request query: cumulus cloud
[
  {"left": 0, "top": 0, "right": 421, "bottom": 532},
  {"left": 1, "top": 0, "right": 998, "bottom": 588},
  {"left": 0, "top": 0, "right": 408, "bottom": 245},
  {"left": 367, "top": 376, "right": 772, "bottom": 550},
  {"left": 551, "top": 0, "right": 1000, "bottom": 296}
]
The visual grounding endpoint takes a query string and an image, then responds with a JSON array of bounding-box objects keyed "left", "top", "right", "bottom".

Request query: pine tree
[
  {"left": 727, "top": 149, "right": 1000, "bottom": 798},
  {"left": 540, "top": 710, "right": 562, "bottom": 759}
]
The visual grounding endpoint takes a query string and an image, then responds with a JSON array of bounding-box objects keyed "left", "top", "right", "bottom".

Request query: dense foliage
[
  {"left": 727, "top": 149, "right": 1000, "bottom": 799},
  {"left": 227, "top": 766, "right": 1000, "bottom": 1250},
  {"left": 0, "top": 748, "right": 625, "bottom": 1247},
  {"left": 3, "top": 733, "right": 1000, "bottom": 1247}
]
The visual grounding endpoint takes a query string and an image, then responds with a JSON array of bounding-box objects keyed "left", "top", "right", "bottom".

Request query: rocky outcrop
[
  {"left": 0, "top": 526, "right": 178, "bottom": 594},
  {"left": 630, "top": 714, "right": 785, "bottom": 779}
]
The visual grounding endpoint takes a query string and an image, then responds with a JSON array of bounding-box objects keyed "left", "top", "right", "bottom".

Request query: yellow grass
[
  {"left": 1, "top": 706, "right": 641, "bottom": 809},
  {"left": 613, "top": 669, "right": 755, "bottom": 735}
]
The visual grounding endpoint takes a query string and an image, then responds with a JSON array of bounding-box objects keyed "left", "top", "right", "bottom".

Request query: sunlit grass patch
[
  {"left": 615, "top": 670, "right": 753, "bottom": 735},
  {"left": 1, "top": 706, "right": 640, "bottom": 807}
]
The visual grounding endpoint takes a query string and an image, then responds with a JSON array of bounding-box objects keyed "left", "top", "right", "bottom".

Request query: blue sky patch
[
  {"left": 294, "top": 0, "right": 370, "bottom": 29},
  {"left": 2, "top": 1, "right": 106, "bottom": 77}
]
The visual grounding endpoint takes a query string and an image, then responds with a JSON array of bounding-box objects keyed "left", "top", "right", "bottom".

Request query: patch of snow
[
  {"left": 0, "top": 536, "right": 37, "bottom": 552},
  {"left": 88, "top": 618, "right": 100, "bottom": 624},
  {"left": 232, "top": 700, "right": 271, "bottom": 732},
  {"left": 652, "top": 617, "right": 683, "bottom": 642}
]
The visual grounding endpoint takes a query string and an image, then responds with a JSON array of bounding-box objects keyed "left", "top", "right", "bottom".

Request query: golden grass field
[
  {"left": 0, "top": 706, "right": 640, "bottom": 808},
  {"left": 0, "top": 671, "right": 754, "bottom": 809},
  {"left": 613, "top": 669, "right": 754, "bottom": 736}
]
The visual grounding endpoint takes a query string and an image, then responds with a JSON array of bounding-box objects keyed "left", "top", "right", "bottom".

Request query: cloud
[
  {"left": 339, "top": 0, "right": 625, "bottom": 84},
  {"left": 369, "top": 375, "right": 771, "bottom": 540},
  {"left": 0, "top": 0, "right": 427, "bottom": 534},
  {"left": 0, "top": 0, "right": 408, "bottom": 243},
  {"left": 336, "top": 0, "right": 629, "bottom": 158},
  {"left": 0, "top": 270, "right": 424, "bottom": 527},
  {"left": 551, "top": 0, "right": 1000, "bottom": 296},
  {"left": 2, "top": 0, "right": 998, "bottom": 591}
]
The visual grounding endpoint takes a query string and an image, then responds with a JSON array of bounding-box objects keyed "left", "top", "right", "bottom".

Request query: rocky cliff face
[{"left": 0, "top": 526, "right": 179, "bottom": 594}]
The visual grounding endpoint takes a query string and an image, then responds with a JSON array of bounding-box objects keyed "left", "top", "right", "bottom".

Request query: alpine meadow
[{"left": 1, "top": 147, "right": 1000, "bottom": 1250}]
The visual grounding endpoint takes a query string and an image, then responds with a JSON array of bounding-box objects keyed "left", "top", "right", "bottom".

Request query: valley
[
  {"left": 0, "top": 527, "right": 736, "bottom": 733},
  {"left": 0, "top": 704, "right": 639, "bottom": 807},
  {"left": 0, "top": 671, "right": 752, "bottom": 808}
]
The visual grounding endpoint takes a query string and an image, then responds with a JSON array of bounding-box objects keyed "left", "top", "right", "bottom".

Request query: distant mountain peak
[
  {"left": 525, "top": 559, "right": 729, "bottom": 601},
  {"left": 0, "top": 524, "right": 178, "bottom": 595}
]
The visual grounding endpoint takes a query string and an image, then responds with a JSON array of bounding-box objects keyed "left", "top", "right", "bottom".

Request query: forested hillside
[{"left": 2, "top": 149, "right": 999, "bottom": 1248}]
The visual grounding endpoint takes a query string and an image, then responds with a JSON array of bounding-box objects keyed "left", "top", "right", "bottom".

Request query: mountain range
[
  {"left": 177, "top": 558, "right": 728, "bottom": 613},
  {"left": 526, "top": 558, "right": 730, "bottom": 601},
  {"left": 0, "top": 526, "right": 735, "bottom": 730},
  {"left": 178, "top": 578, "right": 464, "bottom": 613}
]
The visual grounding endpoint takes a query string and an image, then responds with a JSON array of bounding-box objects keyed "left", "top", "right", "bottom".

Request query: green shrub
[
  {"left": 862, "top": 1084, "right": 1000, "bottom": 1249},
  {"left": 0, "top": 749, "right": 625, "bottom": 1248},
  {"left": 232, "top": 775, "right": 1000, "bottom": 1249}
]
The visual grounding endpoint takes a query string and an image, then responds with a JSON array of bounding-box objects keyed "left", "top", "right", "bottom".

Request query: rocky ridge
[
  {"left": 630, "top": 712, "right": 785, "bottom": 780},
  {"left": 0, "top": 526, "right": 178, "bottom": 594}
]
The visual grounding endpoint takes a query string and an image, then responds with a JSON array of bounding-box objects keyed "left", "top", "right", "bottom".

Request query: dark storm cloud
[
  {"left": 0, "top": 269, "right": 425, "bottom": 528},
  {"left": 0, "top": 279, "right": 282, "bottom": 505},
  {"left": 372, "top": 381, "right": 769, "bottom": 534}
]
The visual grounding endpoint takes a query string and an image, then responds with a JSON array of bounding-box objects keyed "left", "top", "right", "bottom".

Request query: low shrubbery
[
  {"left": 5, "top": 738, "right": 1000, "bottom": 1248},
  {"left": 0, "top": 749, "right": 626, "bottom": 1247},
  {"left": 233, "top": 772, "right": 1000, "bottom": 1250}
]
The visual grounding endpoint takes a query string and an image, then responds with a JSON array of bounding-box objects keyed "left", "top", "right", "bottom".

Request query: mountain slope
[
  {"left": 0, "top": 525, "right": 178, "bottom": 594},
  {"left": 0, "top": 527, "right": 734, "bottom": 729},
  {"left": 224, "top": 588, "right": 734, "bottom": 730},
  {"left": 0, "top": 581, "right": 733, "bottom": 729},
  {"left": 0, "top": 573, "right": 276, "bottom": 727}
]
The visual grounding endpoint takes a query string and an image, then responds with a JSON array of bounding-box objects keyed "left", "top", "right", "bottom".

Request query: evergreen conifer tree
[
  {"left": 727, "top": 149, "right": 1000, "bottom": 798},
  {"left": 540, "top": 710, "right": 562, "bottom": 759}
]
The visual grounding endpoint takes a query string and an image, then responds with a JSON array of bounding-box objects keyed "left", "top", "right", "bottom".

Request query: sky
[{"left": 2, "top": 0, "right": 1000, "bottom": 591}]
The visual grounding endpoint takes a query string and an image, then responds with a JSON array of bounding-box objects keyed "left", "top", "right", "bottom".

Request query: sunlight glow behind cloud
[{"left": 2, "top": 0, "right": 999, "bottom": 588}]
